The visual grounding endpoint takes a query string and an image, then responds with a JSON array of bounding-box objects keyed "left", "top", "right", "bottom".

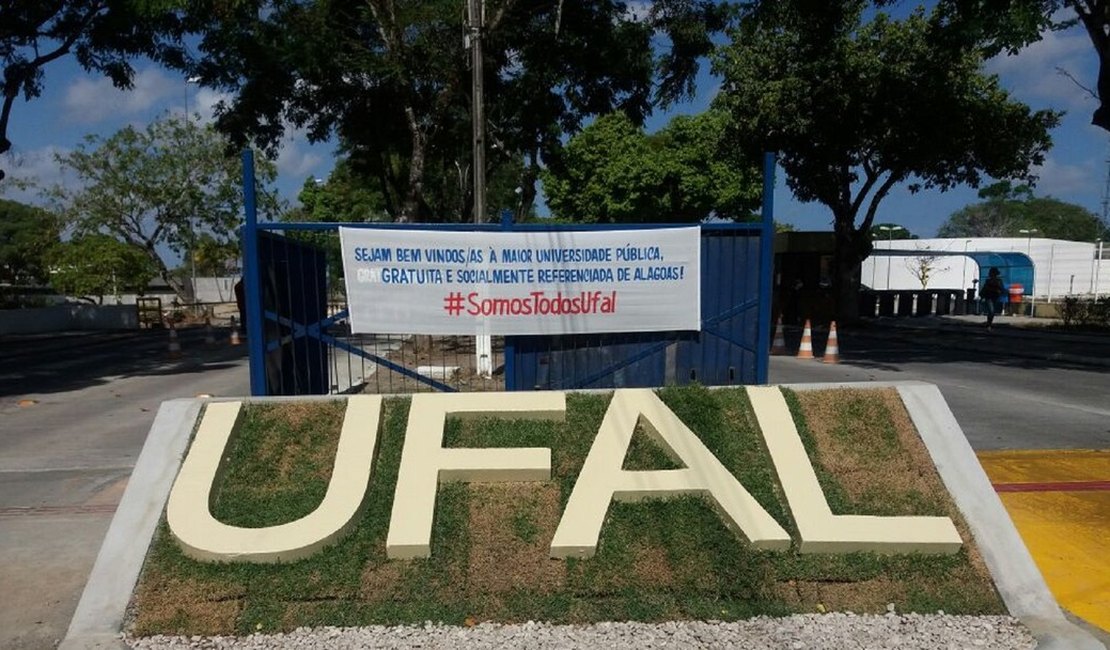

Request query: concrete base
[{"left": 61, "top": 384, "right": 1106, "bottom": 650}]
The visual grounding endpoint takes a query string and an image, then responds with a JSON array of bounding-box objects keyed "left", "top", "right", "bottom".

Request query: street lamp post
[
  {"left": 962, "top": 239, "right": 971, "bottom": 289},
  {"left": 185, "top": 76, "right": 201, "bottom": 309},
  {"left": 1096, "top": 239, "right": 1104, "bottom": 298},
  {"left": 878, "top": 225, "right": 905, "bottom": 290},
  {"left": 1019, "top": 228, "right": 1039, "bottom": 316}
]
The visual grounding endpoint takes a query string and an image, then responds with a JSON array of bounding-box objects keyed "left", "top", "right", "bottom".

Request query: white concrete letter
[
  {"left": 167, "top": 396, "right": 382, "bottom": 563},
  {"left": 385, "top": 391, "right": 564, "bottom": 559},
  {"left": 549, "top": 389, "right": 791, "bottom": 558},
  {"left": 746, "top": 386, "right": 962, "bottom": 554}
]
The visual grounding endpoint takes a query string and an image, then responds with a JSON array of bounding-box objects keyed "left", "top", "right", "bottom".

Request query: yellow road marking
[{"left": 978, "top": 450, "right": 1110, "bottom": 633}]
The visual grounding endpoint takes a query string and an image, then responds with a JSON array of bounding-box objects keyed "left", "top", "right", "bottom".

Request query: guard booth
[{"left": 861, "top": 250, "right": 1034, "bottom": 317}]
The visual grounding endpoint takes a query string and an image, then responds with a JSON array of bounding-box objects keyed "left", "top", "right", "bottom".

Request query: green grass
[{"left": 129, "top": 386, "right": 1004, "bottom": 636}]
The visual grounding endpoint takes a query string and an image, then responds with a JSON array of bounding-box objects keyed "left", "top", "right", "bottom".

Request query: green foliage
[
  {"left": 1059, "top": 296, "right": 1110, "bottom": 330},
  {"left": 712, "top": 1, "right": 1060, "bottom": 318},
  {"left": 46, "top": 234, "right": 157, "bottom": 303},
  {"left": 176, "top": 0, "right": 724, "bottom": 221},
  {"left": 191, "top": 233, "right": 240, "bottom": 276},
  {"left": 939, "top": 181, "right": 1110, "bottom": 240},
  {"left": 542, "top": 111, "right": 761, "bottom": 223},
  {"left": 286, "top": 160, "right": 390, "bottom": 223},
  {"left": 0, "top": 1, "right": 190, "bottom": 180},
  {"left": 45, "top": 114, "right": 279, "bottom": 302},
  {"left": 0, "top": 198, "right": 58, "bottom": 284}
]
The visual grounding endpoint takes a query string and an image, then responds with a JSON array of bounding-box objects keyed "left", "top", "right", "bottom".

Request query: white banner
[{"left": 339, "top": 227, "right": 701, "bottom": 335}]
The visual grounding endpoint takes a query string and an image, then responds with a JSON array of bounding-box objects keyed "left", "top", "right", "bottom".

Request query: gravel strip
[{"left": 126, "top": 614, "right": 1035, "bottom": 649}]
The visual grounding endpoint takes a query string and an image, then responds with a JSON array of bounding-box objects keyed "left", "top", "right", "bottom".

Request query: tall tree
[
  {"left": 46, "top": 114, "right": 279, "bottom": 302},
  {"left": 47, "top": 234, "right": 157, "bottom": 303},
  {"left": 939, "top": 181, "right": 1110, "bottom": 240},
  {"left": 0, "top": 198, "right": 57, "bottom": 284},
  {"left": 542, "top": 110, "right": 761, "bottom": 222},
  {"left": 177, "top": 0, "right": 725, "bottom": 222},
  {"left": 713, "top": 1, "right": 1060, "bottom": 319},
  {"left": 1, "top": 1, "right": 188, "bottom": 181}
]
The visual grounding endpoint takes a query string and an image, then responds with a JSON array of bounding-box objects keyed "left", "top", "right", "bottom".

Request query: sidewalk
[{"left": 868, "top": 314, "right": 1110, "bottom": 368}]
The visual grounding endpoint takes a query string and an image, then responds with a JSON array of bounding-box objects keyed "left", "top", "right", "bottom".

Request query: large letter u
[{"left": 167, "top": 396, "right": 381, "bottom": 563}]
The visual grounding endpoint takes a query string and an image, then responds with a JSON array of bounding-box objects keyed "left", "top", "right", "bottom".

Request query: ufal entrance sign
[{"left": 167, "top": 388, "right": 962, "bottom": 563}]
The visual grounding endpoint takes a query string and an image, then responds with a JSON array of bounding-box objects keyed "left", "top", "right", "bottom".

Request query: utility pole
[{"left": 468, "top": 0, "right": 486, "bottom": 224}]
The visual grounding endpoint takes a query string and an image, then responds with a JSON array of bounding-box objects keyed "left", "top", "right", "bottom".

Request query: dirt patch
[
  {"left": 794, "top": 388, "right": 997, "bottom": 587},
  {"left": 794, "top": 389, "right": 943, "bottom": 514},
  {"left": 630, "top": 544, "right": 675, "bottom": 588},
  {"left": 359, "top": 561, "right": 407, "bottom": 600},
  {"left": 465, "top": 483, "right": 565, "bottom": 594},
  {"left": 359, "top": 335, "right": 506, "bottom": 393},
  {"left": 129, "top": 575, "right": 244, "bottom": 636}
]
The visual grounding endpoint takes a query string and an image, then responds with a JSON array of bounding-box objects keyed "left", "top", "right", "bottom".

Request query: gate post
[
  {"left": 241, "top": 149, "right": 267, "bottom": 396},
  {"left": 500, "top": 209, "right": 516, "bottom": 390},
  {"left": 756, "top": 152, "right": 776, "bottom": 384}
]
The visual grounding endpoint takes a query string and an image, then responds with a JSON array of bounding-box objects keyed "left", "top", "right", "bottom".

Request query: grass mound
[{"left": 129, "top": 386, "right": 1001, "bottom": 636}]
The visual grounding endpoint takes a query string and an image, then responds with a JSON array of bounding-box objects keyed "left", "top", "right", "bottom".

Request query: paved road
[
  {"left": 0, "top": 328, "right": 248, "bottom": 650},
  {"left": 770, "top": 320, "right": 1110, "bottom": 450},
  {"left": 1, "top": 320, "right": 1107, "bottom": 649}
]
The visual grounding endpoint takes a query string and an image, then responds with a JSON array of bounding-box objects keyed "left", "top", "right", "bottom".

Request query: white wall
[
  {"left": 0, "top": 304, "right": 139, "bottom": 334},
  {"left": 861, "top": 237, "right": 1109, "bottom": 298}
]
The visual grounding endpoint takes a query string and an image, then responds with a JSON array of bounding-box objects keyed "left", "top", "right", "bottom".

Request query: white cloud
[
  {"left": 63, "top": 67, "right": 180, "bottom": 124},
  {"left": 274, "top": 127, "right": 325, "bottom": 179},
  {"left": 986, "top": 25, "right": 1097, "bottom": 112},
  {"left": 1029, "top": 156, "right": 1097, "bottom": 196}
]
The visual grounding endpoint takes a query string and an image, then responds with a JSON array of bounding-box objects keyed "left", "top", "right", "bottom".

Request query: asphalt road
[
  {"left": 1, "top": 321, "right": 1107, "bottom": 649},
  {"left": 769, "top": 322, "right": 1110, "bottom": 450},
  {"left": 0, "top": 328, "right": 248, "bottom": 650}
]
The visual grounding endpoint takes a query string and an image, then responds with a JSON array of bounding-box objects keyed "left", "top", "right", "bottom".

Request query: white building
[{"left": 861, "top": 237, "right": 1109, "bottom": 299}]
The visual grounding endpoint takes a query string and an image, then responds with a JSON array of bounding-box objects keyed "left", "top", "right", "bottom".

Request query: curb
[
  {"left": 60, "top": 399, "right": 202, "bottom": 650},
  {"left": 61, "top": 386, "right": 1107, "bottom": 650}
]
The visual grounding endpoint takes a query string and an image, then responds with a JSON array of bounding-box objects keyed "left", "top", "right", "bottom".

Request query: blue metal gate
[{"left": 240, "top": 151, "right": 776, "bottom": 395}]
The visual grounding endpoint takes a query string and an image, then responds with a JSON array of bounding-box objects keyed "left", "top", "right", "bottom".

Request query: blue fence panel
[
  {"left": 505, "top": 227, "right": 765, "bottom": 390},
  {"left": 257, "top": 231, "right": 329, "bottom": 395}
]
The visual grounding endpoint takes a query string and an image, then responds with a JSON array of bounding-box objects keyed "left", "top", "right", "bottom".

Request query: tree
[
  {"left": 542, "top": 110, "right": 762, "bottom": 222},
  {"left": 46, "top": 114, "right": 279, "bottom": 302},
  {"left": 47, "top": 234, "right": 157, "bottom": 303},
  {"left": 177, "top": 0, "right": 725, "bottom": 222},
  {"left": 0, "top": 198, "right": 57, "bottom": 284},
  {"left": 938, "top": 181, "right": 1110, "bottom": 240},
  {"left": 1, "top": 1, "right": 189, "bottom": 181},
  {"left": 287, "top": 160, "right": 391, "bottom": 224},
  {"left": 932, "top": 1, "right": 1110, "bottom": 133},
  {"left": 191, "top": 233, "right": 240, "bottom": 276},
  {"left": 905, "top": 246, "right": 951, "bottom": 290},
  {"left": 712, "top": 1, "right": 1060, "bottom": 319}
]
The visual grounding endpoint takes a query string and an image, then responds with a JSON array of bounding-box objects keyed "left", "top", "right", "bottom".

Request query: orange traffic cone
[
  {"left": 770, "top": 316, "right": 788, "bottom": 355},
  {"left": 167, "top": 325, "right": 182, "bottom": 359},
  {"left": 796, "top": 319, "right": 814, "bottom": 359},
  {"left": 823, "top": 321, "right": 840, "bottom": 364},
  {"left": 204, "top": 318, "right": 216, "bottom": 346}
]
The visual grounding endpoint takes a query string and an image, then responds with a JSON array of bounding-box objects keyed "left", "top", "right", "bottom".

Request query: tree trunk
[
  {"left": 399, "top": 107, "right": 426, "bottom": 223},
  {"left": 1094, "top": 47, "right": 1110, "bottom": 132},
  {"left": 832, "top": 209, "right": 871, "bottom": 323}
]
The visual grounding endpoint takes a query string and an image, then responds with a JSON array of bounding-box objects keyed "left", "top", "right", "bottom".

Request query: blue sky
[{"left": 1, "top": 11, "right": 1105, "bottom": 240}]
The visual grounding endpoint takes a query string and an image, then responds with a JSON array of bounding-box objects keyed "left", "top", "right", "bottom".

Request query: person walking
[{"left": 980, "top": 267, "right": 1005, "bottom": 331}]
